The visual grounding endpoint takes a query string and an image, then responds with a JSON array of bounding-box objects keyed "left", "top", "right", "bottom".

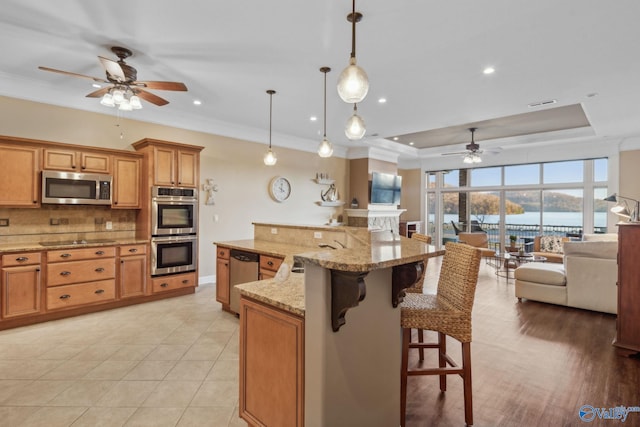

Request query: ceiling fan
[
  {"left": 38, "top": 46, "right": 187, "bottom": 109},
  {"left": 441, "top": 127, "right": 501, "bottom": 164}
]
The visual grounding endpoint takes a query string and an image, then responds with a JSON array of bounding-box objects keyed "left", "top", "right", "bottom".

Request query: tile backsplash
[{"left": 0, "top": 206, "right": 137, "bottom": 244}]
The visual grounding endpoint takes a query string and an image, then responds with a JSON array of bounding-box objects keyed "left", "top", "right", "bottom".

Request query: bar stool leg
[
  {"left": 438, "top": 331, "right": 447, "bottom": 391},
  {"left": 400, "top": 328, "right": 410, "bottom": 427}
]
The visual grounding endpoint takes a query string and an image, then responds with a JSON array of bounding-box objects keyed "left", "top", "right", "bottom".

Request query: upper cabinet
[
  {"left": 132, "top": 139, "right": 203, "bottom": 188},
  {"left": 0, "top": 142, "right": 40, "bottom": 208},
  {"left": 113, "top": 155, "right": 142, "bottom": 209},
  {"left": 43, "top": 148, "right": 111, "bottom": 173}
]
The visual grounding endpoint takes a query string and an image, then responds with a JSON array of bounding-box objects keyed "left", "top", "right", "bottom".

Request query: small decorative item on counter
[{"left": 351, "top": 197, "right": 359, "bottom": 208}]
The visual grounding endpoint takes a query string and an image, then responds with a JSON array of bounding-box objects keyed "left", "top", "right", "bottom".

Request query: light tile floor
[{"left": 0, "top": 283, "right": 249, "bottom": 427}]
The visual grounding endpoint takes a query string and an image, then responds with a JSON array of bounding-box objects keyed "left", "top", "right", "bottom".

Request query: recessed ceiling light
[
  {"left": 409, "top": 142, "right": 414, "bottom": 146},
  {"left": 393, "top": 137, "right": 399, "bottom": 141},
  {"left": 483, "top": 67, "right": 495, "bottom": 75},
  {"left": 378, "top": 98, "right": 387, "bottom": 103},
  {"left": 92, "top": 83, "right": 101, "bottom": 88},
  {"left": 193, "top": 100, "right": 202, "bottom": 105},
  {"left": 310, "top": 116, "right": 317, "bottom": 121}
]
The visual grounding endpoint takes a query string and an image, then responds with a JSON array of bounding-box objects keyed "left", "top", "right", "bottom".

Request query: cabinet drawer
[
  {"left": 47, "top": 246, "right": 116, "bottom": 262},
  {"left": 119, "top": 244, "right": 147, "bottom": 256},
  {"left": 152, "top": 273, "right": 196, "bottom": 294},
  {"left": 47, "top": 258, "right": 116, "bottom": 286},
  {"left": 260, "top": 255, "right": 283, "bottom": 273},
  {"left": 2, "top": 252, "right": 41, "bottom": 267},
  {"left": 47, "top": 279, "right": 116, "bottom": 310},
  {"left": 217, "top": 247, "right": 230, "bottom": 260}
]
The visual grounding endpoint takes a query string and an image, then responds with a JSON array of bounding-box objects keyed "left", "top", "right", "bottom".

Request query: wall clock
[{"left": 269, "top": 176, "right": 291, "bottom": 202}]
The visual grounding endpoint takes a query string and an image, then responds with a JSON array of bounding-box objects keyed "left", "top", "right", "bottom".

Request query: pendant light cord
[
  {"left": 267, "top": 89, "right": 275, "bottom": 149},
  {"left": 351, "top": 0, "right": 356, "bottom": 59},
  {"left": 323, "top": 71, "right": 328, "bottom": 138}
]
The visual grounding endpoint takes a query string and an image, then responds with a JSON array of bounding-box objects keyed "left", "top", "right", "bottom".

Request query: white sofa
[{"left": 514, "top": 234, "right": 618, "bottom": 314}]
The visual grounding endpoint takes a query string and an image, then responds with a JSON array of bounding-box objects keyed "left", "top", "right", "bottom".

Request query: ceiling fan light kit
[{"left": 264, "top": 89, "right": 278, "bottom": 166}]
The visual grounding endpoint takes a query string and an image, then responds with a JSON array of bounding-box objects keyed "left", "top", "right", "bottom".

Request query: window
[
  {"left": 544, "top": 161, "right": 583, "bottom": 183},
  {"left": 470, "top": 167, "right": 501, "bottom": 187}
]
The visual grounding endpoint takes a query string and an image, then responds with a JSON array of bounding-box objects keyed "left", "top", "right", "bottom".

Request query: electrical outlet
[
  {"left": 0, "top": 218, "right": 9, "bottom": 227},
  {"left": 271, "top": 228, "right": 278, "bottom": 234},
  {"left": 106, "top": 221, "right": 113, "bottom": 230},
  {"left": 59, "top": 218, "right": 69, "bottom": 225},
  {"left": 314, "top": 232, "right": 322, "bottom": 239},
  {"left": 50, "top": 218, "right": 60, "bottom": 226}
]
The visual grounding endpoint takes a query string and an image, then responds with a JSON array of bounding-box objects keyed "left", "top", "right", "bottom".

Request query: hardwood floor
[{"left": 405, "top": 258, "right": 640, "bottom": 427}]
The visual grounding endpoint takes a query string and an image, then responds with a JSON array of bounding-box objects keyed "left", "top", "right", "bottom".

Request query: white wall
[{"left": 0, "top": 96, "right": 349, "bottom": 280}]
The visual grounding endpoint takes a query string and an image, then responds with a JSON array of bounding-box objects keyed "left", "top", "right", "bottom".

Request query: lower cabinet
[
  {"left": 259, "top": 255, "right": 283, "bottom": 280},
  {"left": 1, "top": 252, "right": 42, "bottom": 319},
  {"left": 152, "top": 271, "right": 196, "bottom": 294},
  {"left": 240, "top": 297, "right": 304, "bottom": 427},
  {"left": 216, "top": 246, "right": 230, "bottom": 306},
  {"left": 119, "top": 244, "right": 148, "bottom": 298},
  {"left": 46, "top": 280, "right": 116, "bottom": 310}
]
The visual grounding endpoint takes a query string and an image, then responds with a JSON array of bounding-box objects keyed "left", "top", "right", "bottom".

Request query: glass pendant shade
[
  {"left": 100, "top": 93, "right": 115, "bottom": 107},
  {"left": 337, "top": 58, "right": 369, "bottom": 104},
  {"left": 118, "top": 99, "right": 133, "bottom": 111},
  {"left": 263, "top": 148, "right": 277, "bottom": 166},
  {"left": 112, "top": 89, "right": 125, "bottom": 104},
  {"left": 317, "top": 138, "right": 334, "bottom": 158},
  {"left": 129, "top": 95, "right": 142, "bottom": 109},
  {"left": 345, "top": 107, "right": 366, "bottom": 140}
]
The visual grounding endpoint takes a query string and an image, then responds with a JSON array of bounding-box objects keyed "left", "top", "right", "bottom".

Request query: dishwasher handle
[{"left": 230, "top": 249, "right": 259, "bottom": 263}]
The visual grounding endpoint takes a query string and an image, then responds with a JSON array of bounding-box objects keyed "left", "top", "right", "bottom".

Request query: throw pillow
[{"left": 540, "top": 236, "right": 564, "bottom": 253}]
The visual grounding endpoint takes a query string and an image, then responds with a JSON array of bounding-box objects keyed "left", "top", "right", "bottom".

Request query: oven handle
[{"left": 151, "top": 235, "right": 198, "bottom": 243}]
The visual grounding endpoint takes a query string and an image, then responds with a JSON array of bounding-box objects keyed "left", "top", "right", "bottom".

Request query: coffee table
[{"left": 494, "top": 252, "right": 547, "bottom": 279}]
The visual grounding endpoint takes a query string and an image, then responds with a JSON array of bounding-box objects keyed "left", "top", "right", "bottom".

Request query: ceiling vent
[{"left": 528, "top": 99, "right": 557, "bottom": 108}]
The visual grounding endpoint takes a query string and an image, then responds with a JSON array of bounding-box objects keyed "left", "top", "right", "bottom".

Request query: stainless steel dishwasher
[{"left": 229, "top": 249, "right": 259, "bottom": 314}]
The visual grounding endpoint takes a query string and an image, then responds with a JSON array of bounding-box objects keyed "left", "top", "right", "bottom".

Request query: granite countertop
[
  {"left": 213, "top": 239, "right": 316, "bottom": 266},
  {"left": 0, "top": 238, "right": 149, "bottom": 253},
  {"left": 236, "top": 273, "right": 305, "bottom": 317}
]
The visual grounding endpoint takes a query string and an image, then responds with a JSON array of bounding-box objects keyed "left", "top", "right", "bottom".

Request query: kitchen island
[{"left": 234, "top": 227, "right": 443, "bottom": 427}]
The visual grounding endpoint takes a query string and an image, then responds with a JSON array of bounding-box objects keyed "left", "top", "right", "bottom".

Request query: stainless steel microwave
[{"left": 41, "top": 170, "right": 112, "bottom": 205}]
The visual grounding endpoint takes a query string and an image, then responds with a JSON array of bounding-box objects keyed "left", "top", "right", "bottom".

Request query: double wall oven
[{"left": 150, "top": 186, "right": 198, "bottom": 276}]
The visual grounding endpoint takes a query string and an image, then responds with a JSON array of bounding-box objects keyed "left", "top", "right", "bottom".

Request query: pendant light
[
  {"left": 337, "top": 0, "right": 369, "bottom": 104},
  {"left": 263, "top": 89, "right": 277, "bottom": 166},
  {"left": 345, "top": 103, "right": 366, "bottom": 140},
  {"left": 317, "top": 67, "right": 334, "bottom": 158}
]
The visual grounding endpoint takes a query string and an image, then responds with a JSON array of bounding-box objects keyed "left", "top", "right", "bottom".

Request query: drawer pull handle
[
  {"left": 15, "top": 256, "right": 29, "bottom": 262},
  {"left": 128, "top": 248, "right": 138, "bottom": 253},
  {"left": 160, "top": 283, "right": 169, "bottom": 288},
  {"left": 60, "top": 253, "right": 71, "bottom": 258},
  {"left": 267, "top": 261, "right": 274, "bottom": 266},
  {"left": 60, "top": 271, "right": 71, "bottom": 276},
  {"left": 95, "top": 289, "right": 105, "bottom": 294},
  {"left": 59, "top": 294, "right": 71, "bottom": 300},
  {"left": 182, "top": 279, "right": 189, "bottom": 284},
  {"left": 95, "top": 251, "right": 105, "bottom": 255},
  {"left": 95, "top": 267, "right": 105, "bottom": 272}
]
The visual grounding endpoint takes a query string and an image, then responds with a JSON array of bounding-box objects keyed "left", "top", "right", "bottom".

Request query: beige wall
[
  {"left": 0, "top": 96, "right": 349, "bottom": 280},
  {"left": 348, "top": 158, "right": 398, "bottom": 208},
  {"left": 619, "top": 149, "right": 640, "bottom": 201},
  {"left": 398, "top": 168, "right": 421, "bottom": 221}
]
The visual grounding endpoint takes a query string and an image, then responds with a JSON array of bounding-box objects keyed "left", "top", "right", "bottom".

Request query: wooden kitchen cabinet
[
  {"left": 43, "top": 148, "right": 111, "bottom": 173},
  {"left": 46, "top": 246, "right": 116, "bottom": 310},
  {"left": 119, "top": 244, "right": 147, "bottom": 298},
  {"left": 614, "top": 223, "right": 640, "bottom": 356},
  {"left": 0, "top": 143, "right": 40, "bottom": 207},
  {"left": 113, "top": 155, "right": 141, "bottom": 208},
  {"left": 132, "top": 139, "right": 202, "bottom": 188},
  {"left": 259, "top": 255, "right": 284, "bottom": 280},
  {"left": 216, "top": 246, "right": 230, "bottom": 306},
  {"left": 1, "top": 252, "right": 42, "bottom": 319},
  {"left": 240, "top": 297, "right": 304, "bottom": 427}
]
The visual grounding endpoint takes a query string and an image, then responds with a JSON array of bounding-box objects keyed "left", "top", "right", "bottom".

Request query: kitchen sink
[{"left": 39, "top": 239, "right": 117, "bottom": 246}]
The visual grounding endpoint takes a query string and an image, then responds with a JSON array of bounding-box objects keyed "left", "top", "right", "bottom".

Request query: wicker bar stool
[
  {"left": 400, "top": 242, "right": 482, "bottom": 427},
  {"left": 406, "top": 232, "right": 433, "bottom": 360}
]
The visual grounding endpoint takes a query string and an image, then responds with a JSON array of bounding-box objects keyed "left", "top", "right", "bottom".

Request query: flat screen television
[{"left": 370, "top": 172, "right": 402, "bottom": 205}]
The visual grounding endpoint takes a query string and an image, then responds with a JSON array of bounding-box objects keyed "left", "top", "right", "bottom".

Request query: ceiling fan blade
[
  {"left": 135, "top": 89, "right": 169, "bottom": 106},
  {"left": 98, "top": 56, "right": 126, "bottom": 82},
  {"left": 38, "top": 66, "right": 109, "bottom": 83},
  {"left": 441, "top": 151, "right": 469, "bottom": 156},
  {"left": 133, "top": 81, "right": 188, "bottom": 91},
  {"left": 85, "top": 87, "right": 111, "bottom": 98}
]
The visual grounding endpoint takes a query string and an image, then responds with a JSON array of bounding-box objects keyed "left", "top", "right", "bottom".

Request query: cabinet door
[
  {"left": 240, "top": 297, "right": 304, "bottom": 427},
  {"left": 153, "top": 147, "right": 176, "bottom": 186},
  {"left": 113, "top": 156, "right": 141, "bottom": 208},
  {"left": 43, "top": 148, "right": 77, "bottom": 171},
  {"left": 177, "top": 150, "right": 198, "bottom": 187},
  {"left": 0, "top": 144, "right": 40, "bottom": 207},
  {"left": 2, "top": 265, "right": 42, "bottom": 318},
  {"left": 216, "top": 257, "right": 230, "bottom": 304},
  {"left": 81, "top": 152, "right": 111, "bottom": 173},
  {"left": 120, "top": 255, "right": 147, "bottom": 298}
]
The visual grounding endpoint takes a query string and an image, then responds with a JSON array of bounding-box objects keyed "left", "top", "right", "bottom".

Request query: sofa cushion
[
  {"left": 514, "top": 263, "right": 566, "bottom": 286},
  {"left": 582, "top": 233, "right": 618, "bottom": 242},
  {"left": 563, "top": 241, "right": 618, "bottom": 260},
  {"left": 539, "top": 236, "right": 565, "bottom": 253}
]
